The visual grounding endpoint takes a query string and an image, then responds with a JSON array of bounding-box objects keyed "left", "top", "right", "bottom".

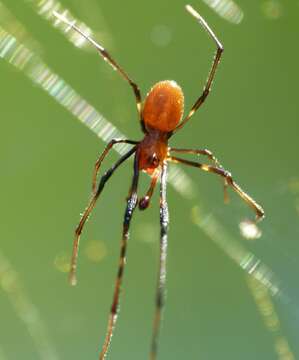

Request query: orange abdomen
[{"left": 142, "top": 80, "right": 184, "bottom": 132}]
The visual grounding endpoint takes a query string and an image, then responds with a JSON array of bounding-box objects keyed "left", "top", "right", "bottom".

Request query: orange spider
[{"left": 54, "top": 5, "right": 264, "bottom": 360}]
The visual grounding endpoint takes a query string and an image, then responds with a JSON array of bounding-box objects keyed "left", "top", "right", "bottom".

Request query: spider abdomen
[{"left": 142, "top": 80, "right": 184, "bottom": 132}]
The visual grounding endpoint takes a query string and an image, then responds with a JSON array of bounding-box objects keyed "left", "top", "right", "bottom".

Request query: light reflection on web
[
  {"left": 26, "top": 0, "right": 94, "bottom": 49},
  {"left": 201, "top": 0, "right": 244, "bottom": 24},
  {"left": 28, "top": 0, "right": 114, "bottom": 50},
  {"left": 191, "top": 206, "right": 280, "bottom": 296},
  {"left": 247, "top": 276, "right": 295, "bottom": 360},
  {"left": 0, "top": 27, "right": 124, "bottom": 150},
  {"left": 0, "top": 251, "right": 59, "bottom": 360},
  {"left": 191, "top": 205, "right": 296, "bottom": 357}
]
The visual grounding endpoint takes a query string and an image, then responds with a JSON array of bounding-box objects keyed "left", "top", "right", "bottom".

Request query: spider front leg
[
  {"left": 173, "top": 5, "right": 224, "bottom": 133},
  {"left": 169, "top": 156, "right": 264, "bottom": 221},
  {"left": 169, "top": 147, "right": 230, "bottom": 202},
  {"left": 69, "top": 147, "right": 136, "bottom": 286},
  {"left": 99, "top": 153, "right": 140, "bottom": 360},
  {"left": 150, "top": 162, "right": 169, "bottom": 360},
  {"left": 92, "top": 139, "right": 138, "bottom": 194},
  {"left": 53, "top": 12, "right": 143, "bottom": 123},
  {"left": 170, "top": 147, "right": 223, "bottom": 167}
]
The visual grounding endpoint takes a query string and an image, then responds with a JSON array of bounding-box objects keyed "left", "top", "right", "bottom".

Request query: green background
[{"left": 0, "top": 0, "right": 298, "bottom": 359}]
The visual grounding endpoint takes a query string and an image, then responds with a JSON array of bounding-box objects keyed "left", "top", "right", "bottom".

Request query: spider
[{"left": 54, "top": 5, "right": 264, "bottom": 360}]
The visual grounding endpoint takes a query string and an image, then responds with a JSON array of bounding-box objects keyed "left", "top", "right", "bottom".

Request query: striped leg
[
  {"left": 174, "top": 5, "right": 224, "bottom": 133},
  {"left": 92, "top": 139, "right": 138, "bottom": 194},
  {"left": 169, "top": 147, "right": 229, "bottom": 202},
  {"left": 169, "top": 147, "right": 222, "bottom": 167},
  {"left": 53, "top": 12, "right": 143, "bottom": 122},
  {"left": 69, "top": 147, "right": 136, "bottom": 286},
  {"left": 99, "top": 154, "right": 140, "bottom": 360},
  {"left": 168, "top": 156, "right": 265, "bottom": 221},
  {"left": 150, "top": 162, "right": 169, "bottom": 360}
]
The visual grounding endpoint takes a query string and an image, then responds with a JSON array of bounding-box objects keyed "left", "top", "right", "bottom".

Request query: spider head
[
  {"left": 139, "top": 150, "right": 161, "bottom": 175},
  {"left": 138, "top": 131, "right": 168, "bottom": 175}
]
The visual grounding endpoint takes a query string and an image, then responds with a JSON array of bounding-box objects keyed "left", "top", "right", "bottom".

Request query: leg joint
[{"left": 223, "top": 170, "right": 233, "bottom": 183}]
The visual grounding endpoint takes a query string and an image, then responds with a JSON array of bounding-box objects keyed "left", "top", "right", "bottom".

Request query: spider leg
[
  {"left": 92, "top": 139, "right": 138, "bottom": 194},
  {"left": 69, "top": 146, "right": 136, "bottom": 286},
  {"left": 53, "top": 12, "right": 143, "bottom": 122},
  {"left": 174, "top": 5, "right": 223, "bottom": 133},
  {"left": 168, "top": 156, "right": 265, "bottom": 221},
  {"left": 169, "top": 147, "right": 230, "bottom": 202},
  {"left": 99, "top": 153, "right": 140, "bottom": 360},
  {"left": 170, "top": 147, "right": 222, "bottom": 167},
  {"left": 150, "top": 162, "right": 169, "bottom": 360},
  {"left": 139, "top": 169, "right": 160, "bottom": 210}
]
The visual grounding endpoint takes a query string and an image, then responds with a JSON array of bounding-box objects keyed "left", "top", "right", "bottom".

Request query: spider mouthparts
[{"left": 139, "top": 196, "right": 150, "bottom": 210}]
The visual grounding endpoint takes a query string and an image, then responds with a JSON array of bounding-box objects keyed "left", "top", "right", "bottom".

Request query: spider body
[
  {"left": 137, "top": 80, "right": 184, "bottom": 207},
  {"left": 54, "top": 5, "right": 264, "bottom": 360}
]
